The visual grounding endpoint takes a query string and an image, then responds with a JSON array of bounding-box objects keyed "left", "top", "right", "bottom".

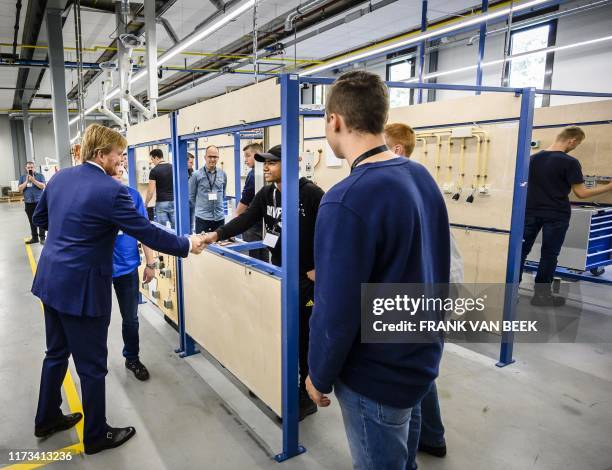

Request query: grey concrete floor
[{"left": 0, "top": 202, "right": 611, "bottom": 470}]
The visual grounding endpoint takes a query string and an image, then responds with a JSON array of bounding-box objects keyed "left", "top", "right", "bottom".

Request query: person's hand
[
  {"left": 142, "top": 266, "right": 155, "bottom": 284},
  {"left": 189, "top": 234, "right": 207, "bottom": 254},
  {"left": 306, "top": 269, "right": 315, "bottom": 282},
  {"left": 306, "top": 375, "right": 331, "bottom": 407},
  {"left": 202, "top": 231, "right": 219, "bottom": 245},
  {"left": 27, "top": 175, "right": 33, "bottom": 182}
]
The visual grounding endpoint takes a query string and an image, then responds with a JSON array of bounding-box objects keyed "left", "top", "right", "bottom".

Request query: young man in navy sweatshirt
[{"left": 306, "top": 71, "right": 450, "bottom": 470}]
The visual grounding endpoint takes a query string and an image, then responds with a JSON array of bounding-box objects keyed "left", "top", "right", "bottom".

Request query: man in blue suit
[{"left": 31, "top": 124, "right": 205, "bottom": 455}]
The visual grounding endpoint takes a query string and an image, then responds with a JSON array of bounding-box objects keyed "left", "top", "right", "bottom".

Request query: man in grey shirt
[{"left": 189, "top": 145, "right": 227, "bottom": 233}]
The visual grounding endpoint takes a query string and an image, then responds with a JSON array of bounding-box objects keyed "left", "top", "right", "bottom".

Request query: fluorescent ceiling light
[
  {"left": 69, "top": 0, "right": 254, "bottom": 127},
  {"left": 401, "top": 34, "right": 612, "bottom": 83},
  {"left": 301, "top": 0, "right": 551, "bottom": 76}
]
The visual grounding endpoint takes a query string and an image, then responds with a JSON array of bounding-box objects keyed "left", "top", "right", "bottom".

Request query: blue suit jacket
[{"left": 32, "top": 162, "right": 190, "bottom": 317}]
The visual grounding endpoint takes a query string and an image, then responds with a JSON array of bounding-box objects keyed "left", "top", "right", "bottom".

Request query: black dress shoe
[
  {"left": 418, "top": 442, "right": 447, "bottom": 458},
  {"left": 25, "top": 238, "right": 39, "bottom": 244},
  {"left": 299, "top": 390, "right": 318, "bottom": 421},
  {"left": 126, "top": 359, "right": 150, "bottom": 381},
  {"left": 35, "top": 412, "right": 83, "bottom": 438},
  {"left": 84, "top": 426, "right": 136, "bottom": 455}
]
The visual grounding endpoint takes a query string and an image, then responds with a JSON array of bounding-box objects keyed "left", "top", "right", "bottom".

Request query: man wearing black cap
[{"left": 202, "top": 144, "right": 324, "bottom": 420}]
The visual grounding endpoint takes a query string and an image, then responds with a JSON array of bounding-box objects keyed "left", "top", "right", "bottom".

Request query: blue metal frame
[
  {"left": 171, "top": 111, "right": 199, "bottom": 358},
  {"left": 475, "top": 0, "right": 489, "bottom": 94},
  {"left": 127, "top": 146, "right": 137, "bottom": 189},
  {"left": 523, "top": 262, "right": 612, "bottom": 285},
  {"left": 417, "top": 0, "right": 428, "bottom": 104},
  {"left": 233, "top": 133, "right": 242, "bottom": 208},
  {"left": 179, "top": 118, "right": 281, "bottom": 142},
  {"left": 497, "top": 87, "right": 536, "bottom": 367},
  {"left": 275, "top": 73, "right": 306, "bottom": 462}
]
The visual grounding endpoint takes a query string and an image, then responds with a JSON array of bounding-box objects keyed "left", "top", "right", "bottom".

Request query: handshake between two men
[{"left": 187, "top": 232, "right": 221, "bottom": 255}]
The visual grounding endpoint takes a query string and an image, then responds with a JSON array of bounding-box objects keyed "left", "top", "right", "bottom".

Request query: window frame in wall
[
  {"left": 502, "top": 17, "right": 558, "bottom": 107},
  {"left": 386, "top": 47, "right": 417, "bottom": 108}
]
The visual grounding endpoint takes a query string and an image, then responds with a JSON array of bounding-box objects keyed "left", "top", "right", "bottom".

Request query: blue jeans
[
  {"left": 335, "top": 379, "right": 418, "bottom": 470},
  {"left": 520, "top": 215, "right": 570, "bottom": 285},
  {"left": 112, "top": 269, "right": 140, "bottom": 361},
  {"left": 409, "top": 382, "right": 445, "bottom": 453},
  {"left": 155, "top": 201, "right": 175, "bottom": 229}
]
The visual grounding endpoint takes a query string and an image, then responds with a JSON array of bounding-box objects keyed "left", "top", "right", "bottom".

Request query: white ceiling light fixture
[
  {"left": 301, "top": 0, "right": 552, "bottom": 76},
  {"left": 401, "top": 34, "right": 612, "bottom": 83},
  {"left": 69, "top": 0, "right": 255, "bottom": 127}
]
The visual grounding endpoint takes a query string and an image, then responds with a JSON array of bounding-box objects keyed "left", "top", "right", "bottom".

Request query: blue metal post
[
  {"left": 275, "top": 73, "right": 306, "bottom": 462},
  {"left": 497, "top": 87, "right": 535, "bottom": 367},
  {"left": 194, "top": 138, "right": 199, "bottom": 169},
  {"left": 171, "top": 111, "right": 199, "bottom": 358},
  {"left": 417, "top": 0, "right": 428, "bottom": 104},
  {"left": 127, "top": 146, "right": 137, "bottom": 189},
  {"left": 234, "top": 133, "right": 242, "bottom": 209},
  {"left": 475, "top": 0, "right": 489, "bottom": 94}
]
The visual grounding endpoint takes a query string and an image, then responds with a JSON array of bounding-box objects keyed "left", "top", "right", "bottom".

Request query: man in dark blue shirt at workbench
[
  {"left": 520, "top": 126, "right": 612, "bottom": 306},
  {"left": 18, "top": 161, "right": 47, "bottom": 244},
  {"left": 305, "top": 71, "right": 450, "bottom": 470}
]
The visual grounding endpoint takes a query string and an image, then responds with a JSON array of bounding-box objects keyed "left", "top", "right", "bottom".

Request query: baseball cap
[{"left": 254, "top": 144, "right": 282, "bottom": 162}]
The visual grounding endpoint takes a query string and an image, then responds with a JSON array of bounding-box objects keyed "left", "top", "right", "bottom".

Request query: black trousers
[
  {"left": 299, "top": 275, "right": 314, "bottom": 392},
  {"left": 25, "top": 202, "right": 45, "bottom": 240},
  {"left": 520, "top": 215, "right": 570, "bottom": 288},
  {"left": 242, "top": 225, "right": 269, "bottom": 262},
  {"left": 195, "top": 217, "right": 224, "bottom": 234}
]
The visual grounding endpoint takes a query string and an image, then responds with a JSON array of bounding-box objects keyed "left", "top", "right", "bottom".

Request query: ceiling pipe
[
  {"left": 284, "top": 0, "right": 329, "bottom": 32},
  {"left": 70, "top": 0, "right": 256, "bottom": 126},
  {"left": 12, "top": 0, "right": 22, "bottom": 58},
  {"left": 145, "top": 0, "right": 158, "bottom": 117}
]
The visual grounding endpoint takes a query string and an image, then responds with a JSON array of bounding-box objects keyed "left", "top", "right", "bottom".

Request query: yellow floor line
[{"left": 6, "top": 243, "right": 86, "bottom": 469}]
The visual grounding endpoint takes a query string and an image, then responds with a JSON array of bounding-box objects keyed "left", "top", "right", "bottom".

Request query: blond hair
[
  {"left": 81, "top": 124, "right": 127, "bottom": 162},
  {"left": 557, "top": 126, "right": 585, "bottom": 142},
  {"left": 384, "top": 123, "right": 416, "bottom": 157}
]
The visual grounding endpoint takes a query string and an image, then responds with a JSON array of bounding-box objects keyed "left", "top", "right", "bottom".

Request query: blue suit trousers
[{"left": 35, "top": 305, "right": 110, "bottom": 445}]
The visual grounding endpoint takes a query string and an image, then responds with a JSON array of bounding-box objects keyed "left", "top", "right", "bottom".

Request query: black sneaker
[
  {"left": 125, "top": 359, "right": 150, "bottom": 381},
  {"left": 299, "top": 391, "right": 318, "bottom": 421},
  {"left": 40, "top": 237, "right": 46, "bottom": 245},
  {"left": 35, "top": 412, "right": 83, "bottom": 438},
  {"left": 25, "top": 238, "right": 39, "bottom": 244},
  {"left": 530, "top": 294, "right": 566, "bottom": 307},
  {"left": 418, "top": 442, "right": 447, "bottom": 458}
]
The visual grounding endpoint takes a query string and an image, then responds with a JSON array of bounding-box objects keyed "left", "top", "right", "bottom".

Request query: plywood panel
[
  {"left": 451, "top": 228, "right": 509, "bottom": 325},
  {"left": 127, "top": 114, "right": 171, "bottom": 145},
  {"left": 534, "top": 99, "right": 612, "bottom": 126},
  {"left": 388, "top": 93, "right": 522, "bottom": 129},
  {"left": 184, "top": 251, "right": 282, "bottom": 416},
  {"left": 451, "top": 228, "right": 508, "bottom": 284},
  {"left": 178, "top": 79, "right": 280, "bottom": 136},
  {"left": 412, "top": 123, "right": 520, "bottom": 230},
  {"left": 303, "top": 138, "right": 349, "bottom": 192}
]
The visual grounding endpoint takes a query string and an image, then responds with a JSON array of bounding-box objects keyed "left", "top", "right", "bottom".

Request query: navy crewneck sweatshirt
[{"left": 308, "top": 156, "right": 450, "bottom": 408}]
